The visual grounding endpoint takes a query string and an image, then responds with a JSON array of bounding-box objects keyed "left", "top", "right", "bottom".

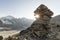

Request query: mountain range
[{"left": 0, "top": 16, "right": 34, "bottom": 30}]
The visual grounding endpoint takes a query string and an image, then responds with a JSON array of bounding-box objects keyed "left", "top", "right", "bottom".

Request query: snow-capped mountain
[
  {"left": 1, "top": 16, "right": 15, "bottom": 20},
  {"left": 0, "top": 16, "right": 16, "bottom": 24},
  {"left": 0, "top": 16, "right": 34, "bottom": 30}
]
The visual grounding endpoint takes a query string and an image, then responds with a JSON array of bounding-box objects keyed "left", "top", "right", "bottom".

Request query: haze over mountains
[{"left": 0, "top": 16, "right": 34, "bottom": 30}]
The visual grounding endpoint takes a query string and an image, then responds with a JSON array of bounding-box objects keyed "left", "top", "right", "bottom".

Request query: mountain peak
[
  {"left": 1, "top": 16, "right": 15, "bottom": 20},
  {"left": 5, "top": 15, "right": 15, "bottom": 19}
]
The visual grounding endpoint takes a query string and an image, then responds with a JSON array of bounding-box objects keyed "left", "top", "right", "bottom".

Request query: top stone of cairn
[{"left": 34, "top": 4, "right": 53, "bottom": 17}]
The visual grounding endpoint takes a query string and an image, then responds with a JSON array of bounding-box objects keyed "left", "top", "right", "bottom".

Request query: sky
[{"left": 0, "top": 0, "right": 60, "bottom": 19}]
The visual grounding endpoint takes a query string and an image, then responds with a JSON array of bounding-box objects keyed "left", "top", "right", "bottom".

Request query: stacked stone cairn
[{"left": 10, "top": 4, "right": 59, "bottom": 40}]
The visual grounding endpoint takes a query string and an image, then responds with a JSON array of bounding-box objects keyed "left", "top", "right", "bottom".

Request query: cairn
[{"left": 18, "top": 4, "right": 54, "bottom": 40}]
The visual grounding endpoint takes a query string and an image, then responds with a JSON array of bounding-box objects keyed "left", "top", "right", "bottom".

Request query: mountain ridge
[{"left": 0, "top": 16, "right": 34, "bottom": 30}]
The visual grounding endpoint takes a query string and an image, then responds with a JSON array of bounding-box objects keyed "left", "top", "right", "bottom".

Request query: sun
[{"left": 35, "top": 14, "right": 40, "bottom": 19}]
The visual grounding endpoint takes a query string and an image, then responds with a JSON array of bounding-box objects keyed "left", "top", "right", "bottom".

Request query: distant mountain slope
[
  {"left": 50, "top": 15, "right": 60, "bottom": 25},
  {"left": 0, "top": 16, "right": 34, "bottom": 30}
]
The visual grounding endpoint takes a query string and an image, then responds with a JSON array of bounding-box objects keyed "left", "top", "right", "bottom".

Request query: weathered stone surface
[
  {"left": 18, "top": 4, "right": 54, "bottom": 40},
  {"left": 34, "top": 4, "right": 53, "bottom": 18}
]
